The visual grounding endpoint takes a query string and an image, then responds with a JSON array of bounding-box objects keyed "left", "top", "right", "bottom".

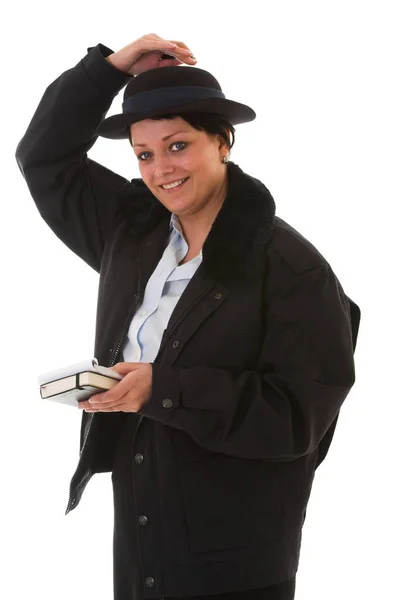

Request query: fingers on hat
[{"left": 168, "top": 40, "right": 190, "bottom": 51}]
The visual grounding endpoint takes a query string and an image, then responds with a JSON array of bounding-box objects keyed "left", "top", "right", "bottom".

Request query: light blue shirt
[{"left": 122, "top": 213, "right": 203, "bottom": 363}]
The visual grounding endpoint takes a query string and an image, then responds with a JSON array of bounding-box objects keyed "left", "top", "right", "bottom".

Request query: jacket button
[
  {"left": 145, "top": 577, "right": 155, "bottom": 587},
  {"left": 215, "top": 292, "right": 223, "bottom": 299},
  {"left": 162, "top": 399, "right": 173, "bottom": 409},
  {"left": 172, "top": 340, "right": 179, "bottom": 348},
  {"left": 139, "top": 515, "right": 148, "bottom": 526},
  {"left": 135, "top": 453, "right": 144, "bottom": 464}
]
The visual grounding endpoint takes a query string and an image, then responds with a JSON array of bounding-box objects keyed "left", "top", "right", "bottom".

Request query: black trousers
[{"left": 164, "top": 576, "right": 296, "bottom": 600}]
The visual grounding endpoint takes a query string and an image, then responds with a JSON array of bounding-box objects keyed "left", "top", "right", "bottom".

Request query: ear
[{"left": 217, "top": 131, "right": 230, "bottom": 153}]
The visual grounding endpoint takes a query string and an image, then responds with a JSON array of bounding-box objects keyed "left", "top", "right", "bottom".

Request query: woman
[{"left": 15, "top": 34, "right": 361, "bottom": 600}]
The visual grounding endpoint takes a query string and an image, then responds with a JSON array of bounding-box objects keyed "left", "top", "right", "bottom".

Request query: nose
[{"left": 152, "top": 153, "right": 175, "bottom": 181}]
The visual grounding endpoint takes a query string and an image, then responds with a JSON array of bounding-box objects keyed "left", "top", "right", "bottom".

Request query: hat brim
[{"left": 95, "top": 98, "right": 256, "bottom": 140}]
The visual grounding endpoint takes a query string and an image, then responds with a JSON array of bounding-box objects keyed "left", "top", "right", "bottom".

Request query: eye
[
  {"left": 138, "top": 152, "right": 150, "bottom": 161},
  {"left": 172, "top": 142, "right": 186, "bottom": 150},
  {"left": 137, "top": 141, "right": 187, "bottom": 162}
]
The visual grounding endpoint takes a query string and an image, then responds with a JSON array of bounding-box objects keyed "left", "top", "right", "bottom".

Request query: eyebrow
[{"left": 133, "top": 130, "right": 190, "bottom": 148}]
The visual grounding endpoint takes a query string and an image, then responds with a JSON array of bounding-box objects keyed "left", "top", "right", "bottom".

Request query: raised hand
[{"left": 105, "top": 33, "right": 197, "bottom": 76}]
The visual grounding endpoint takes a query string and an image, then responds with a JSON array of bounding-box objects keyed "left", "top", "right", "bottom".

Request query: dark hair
[{"left": 128, "top": 112, "right": 235, "bottom": 154}]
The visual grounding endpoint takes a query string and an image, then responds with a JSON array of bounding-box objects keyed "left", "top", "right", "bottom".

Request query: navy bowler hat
[{"left": 95, "top": 65, "right": 256, "bottom": 140}]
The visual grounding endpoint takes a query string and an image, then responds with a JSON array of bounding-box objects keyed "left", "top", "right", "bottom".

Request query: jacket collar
[{"left": 121, "top": 161, "right": 276, "bottom": 284}]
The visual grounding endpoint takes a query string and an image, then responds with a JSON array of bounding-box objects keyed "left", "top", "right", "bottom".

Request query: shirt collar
[
  {"left": 169, "top": 212, "right": 182, "bottom": 235},
  {"left": 169, "top": 213, "right": 203, "bottom": 258}
]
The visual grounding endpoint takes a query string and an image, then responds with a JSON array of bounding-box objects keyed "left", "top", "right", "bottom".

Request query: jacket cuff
[
  {"left": 138, "top": 364, "right": 181, "bottom": 424},
  {"left": 80, "top": 43, "right": 133, "bottom": 95}
]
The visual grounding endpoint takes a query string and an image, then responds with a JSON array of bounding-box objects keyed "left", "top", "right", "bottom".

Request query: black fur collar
[{"left": 121, "top": 161, "right": 276, "bottom": 284}]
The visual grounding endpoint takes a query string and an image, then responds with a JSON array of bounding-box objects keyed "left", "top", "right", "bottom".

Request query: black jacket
[{"left": 15, "top": 43, "right": 361, "bottom": 599}]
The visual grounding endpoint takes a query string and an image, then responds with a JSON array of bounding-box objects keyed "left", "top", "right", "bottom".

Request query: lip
[{"left": 160, "top": 177, "right": 189, "bottom": 191}]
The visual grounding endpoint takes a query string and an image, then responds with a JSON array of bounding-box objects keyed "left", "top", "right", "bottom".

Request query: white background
[{"left": 3, "top": 1, "right": 399, "bottom": 598}]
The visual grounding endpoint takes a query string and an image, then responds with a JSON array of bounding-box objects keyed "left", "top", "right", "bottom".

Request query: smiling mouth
[{"left": 161, "top": 177, "right": 190, "bottom": 191}]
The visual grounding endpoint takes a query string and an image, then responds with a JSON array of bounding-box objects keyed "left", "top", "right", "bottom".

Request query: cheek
[{"left": 138, "top": 166, "right": 153, "bottom": 186}]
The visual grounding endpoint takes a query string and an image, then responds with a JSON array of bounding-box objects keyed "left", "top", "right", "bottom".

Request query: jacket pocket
[{"left": 173, "top": 432, "right": 284, "bottom": 554}]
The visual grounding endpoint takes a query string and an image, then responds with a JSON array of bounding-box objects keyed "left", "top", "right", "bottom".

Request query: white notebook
[{"left": 38, "top": 358, "right": 122, "bottom": 407}]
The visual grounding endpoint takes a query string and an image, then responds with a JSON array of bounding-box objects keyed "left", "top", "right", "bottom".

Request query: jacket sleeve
[
  {"left": 140, "top": 264, "right": 361, "bottom": 461},
  {"left": 14, "top": 43, "right": 134, "bottom": 273}
]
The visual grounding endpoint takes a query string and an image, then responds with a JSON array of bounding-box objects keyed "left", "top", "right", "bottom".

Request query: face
[{"left": 130, "top": 117, "right": 229, "bottom": 220}]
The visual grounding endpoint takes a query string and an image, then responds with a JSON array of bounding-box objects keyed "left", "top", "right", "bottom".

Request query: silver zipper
[{"left": 66, "top": 245, "right": 144, "bottom": 514}]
